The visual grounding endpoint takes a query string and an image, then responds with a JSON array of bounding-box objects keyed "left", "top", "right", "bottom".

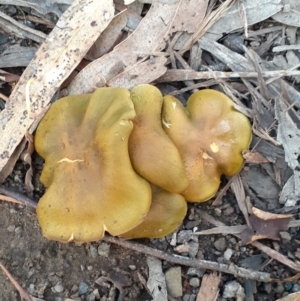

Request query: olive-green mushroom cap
[
  {"left": 129, "top": 84, "right": 188, "bottom": 194},
  {"left": 35, "top": 88, "right": 151, "bottom": 243},
  {"left": 162, "top": 89, "right": 252, "bottom": 202}
]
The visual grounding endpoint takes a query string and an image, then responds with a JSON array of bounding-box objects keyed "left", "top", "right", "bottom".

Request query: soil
[{"left": 1, "top": 157, "right": 299, "bottom": 300}]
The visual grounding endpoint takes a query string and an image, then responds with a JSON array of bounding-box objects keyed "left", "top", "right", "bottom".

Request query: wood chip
[{"left": 196, "top": 272, "right": 221, "bottom": 301}]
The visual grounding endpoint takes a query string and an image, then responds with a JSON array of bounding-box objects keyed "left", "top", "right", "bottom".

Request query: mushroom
[
  {"left": 121, "top": 185, "right": 187, "bottom": 239},
  {"left": 128, "top": 84, "right": 188, "bottom": 193},
  {"left": 162, "top": 89, "right": 252, "bottom": 202},
  {"left": 35, "top": 87, "right": 152, "bottom": 243}
]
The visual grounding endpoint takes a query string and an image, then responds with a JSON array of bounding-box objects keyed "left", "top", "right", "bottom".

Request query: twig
[
  {"left": 0, "top": 10, "right": 46, "bottom": 43},
  {"left": 0, "top": 263, "right": 32, "bottom": 301},
  {"left": 157, "top": 69, "right": 300, "bottom": 82},
  {"left": 0, "top": 186, "right": 37, "bottom": 209},
  {"left": 103, "top": 236, "right": 271, "bottom": 282}
]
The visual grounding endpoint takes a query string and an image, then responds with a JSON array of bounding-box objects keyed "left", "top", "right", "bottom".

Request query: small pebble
[
  {"left": 224, "top": 206, "right": 234, "bottom": 216},
  {"left": 175, "top": 243, "right": 190, "bottom": 253},
  {"left": 54, "top": 298, "right": 63, "bottom": 301},
  {"left": 214, "top": 237, "right": 227, "bottom": 252},
  {"left": 280, "top": 231, "right": 291, "bottom": 241},
  {"left": 214, "top": 208, "right": 222, "bottom": 217},
  {"left": 224, "top": 248, "right": 233, "bottom": 260},
  {"left": 90, "top": 245, "right": 98, "bottom": 258},
  {"left": 78, "top": 281, "right": 89, "bottom": 295},
  {"left": 53, "top": 281, "right": 64, "bottom": 293},
  {"left": 292, "top": 284, "right": 300, "bottom": 292},
  {"left": 14, "top": 226, "right": 22, "bottom": 234},
  {"left": 274, "top": 281, "right": 284, "bottom": 292},
  {"left": 223, "top": 280, "right": 244, "bottom": 298},
  {"left": 28, "top": 284, "right": 35, "bottom": 295},
  {"left": 165, "top": 266, "right": 182, "bottom": 298},
  {"left": 189, "top": 277, "right": 200, "bottom": 287},
  {"left": 128, "top": 265, "right": 136, "bottom": 271},
  {"left": 7, "top": 225, "right": 15, "bottom": 232},
  {"left": 98, "top": 242, "right": 110, "bottom": 257},
  {"left": 188, "top": 241, "right": 199, "bottom": 258},
  {"left": 264, "top": 283, "right": 272, "bottom": 294},
  {"left": 86, "top": 292, "right": 96, "bottom": 301},
  {"left": 284, "top": 282, "right": 293, "bottom": 291},
  {"left": 177, "top": 230, "right": 192, "bottom": 243},
  {"left": 187, "top": 267, "right": 205, "bottom": 278}
]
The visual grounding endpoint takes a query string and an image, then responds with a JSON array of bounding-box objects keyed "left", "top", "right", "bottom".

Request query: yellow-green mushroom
[
  {"left": 35, "top": 88, "right": 151, "bottom": 243},
  {"left": 162, "top": 89, "right": 252, "bottom": 203},
  {"left": 128, "top": 84, "right": 188, "bottom": 193}
]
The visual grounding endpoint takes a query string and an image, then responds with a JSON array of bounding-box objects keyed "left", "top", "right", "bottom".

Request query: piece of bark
[{"left": 196, "top": 272, "right": 221, "bottom": 301}]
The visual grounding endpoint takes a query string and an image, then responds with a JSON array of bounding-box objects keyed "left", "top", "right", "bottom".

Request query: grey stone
[
  {"left": 224, "top": 206, "right": 234, "bottom": 216},
  {"left": 177, "top": 230, "right": 192, "bottom": 243},
  {"left": 214, "top": 237, "right": 227, "bottom": 252},
  {"left": 86, "top": 292, "right": 96, "bottom": 301},
  {"left": 90, "top": 245, "right": 98, "bottom": 258},
  {"left": 98, "top": 242, "right": 110, "bottom": 257},
  {"left": 53, "top": 281, "right": 64, "bottom": 293},
  {"left": 187, "top": 267, "right": 205, "bottom": 278},
  {"left": 224, "top": 248, "right": 233, "bottom": 260},
  {"left": 128, "top": 265, "right": 136, "bottom": 270},
  {"left": 188, "top": 241, "right": 199, "bottom": 258},
  {"left": 292, "top": 284, "right": 300, "bottom": 292},
  {"left": 284, "top": 282, "right": 293, "bottom": 291},
  {"left": 78, "top": 281, "right": 89, "bottom": 295},
  {"left": 165, "top": 266, "right": 182, "bottom": 297},
  {"left": 223, "top": 280, "right": 244, "bottom": 298},
  {"left": 280, "top": 231, "right": 291, "bottom": 241},
  {"left": 275, "top": 284, "right": 284, "bottom": 293},
  {"left": 264, "top": 283, "right": 272, "bottom": 294},
  {"left": 189, "top": 277, "right": 200, "bottom": 287},
  {"left": 28, "top": 284, "right": 35, "bottom": 295}
]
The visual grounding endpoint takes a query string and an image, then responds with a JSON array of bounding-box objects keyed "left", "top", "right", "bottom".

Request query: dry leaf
[
  {"left": 272, "top": 0, "right": 300, "bottom": 27},
  {"left": 203, "top": 0, "right": 282, "bottom": 41},
  {"left": 243, "top": 150, "right": 270, "bottom": 163},
  {"left": 0, "top": 0, "right": 114, "bottom": 174},
  {"left": 147, "top": 256, "right": 168, "bottom": 301},
  {"left": 68, "top": 0, "right": 181, "bottom": 94},
  {"left": 87, "top": 11, "right": 127, "bottom": 60},
  {"left": 0, "top": 69, "right": 20, "bottom": 82},
  {"left": 279, "top": 175, "right": 297, "bottom": 206},
  {"left": 68, "top": 0, "right": 208, "bottom": 94},
  {"left": 241, "top": 207, "right": 292, "bottom": 244},
  {"left": 275, "top": 97, "right": 300, "bottom": 198}
]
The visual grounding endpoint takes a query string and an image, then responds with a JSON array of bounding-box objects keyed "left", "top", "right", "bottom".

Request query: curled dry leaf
[
  {"left": 203, "top": 0, "right": 282, "bottom": 41},
  {"left": 275, "top": 97, "right": 300, "bottom": 197},
  {"left": 241, "top": 207, "right": 292, "bottom": 244},
  {"left": 68, "top": 0, "right": 208, "bottom": 94},
  {"left": 0, "top": 0, "right": 114, "bottom": 175},
  {"left": 87, "top": 11, "right": 127, "bottom": 60},
  {"left": 242, "top": 150, "right": 270, "bottom": 164},
  {"left": 68, "top": 0, "right": 182, "bottom": 94}
]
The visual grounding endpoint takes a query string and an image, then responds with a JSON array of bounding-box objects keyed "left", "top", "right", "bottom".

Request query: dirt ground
[{"left": 1, "top": 157, "right": 300, "bottom": 300}]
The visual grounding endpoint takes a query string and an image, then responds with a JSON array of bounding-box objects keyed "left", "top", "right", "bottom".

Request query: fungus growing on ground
[
  {"left": 162, "top": 89, "right": 252, "bottom": 203},
  {"left": 128, "top": 84, "right": 188, "bottom": 193},
  {"left": 121, "top": 185, "right": 187, "bottom": 239},
  {"left": 35, "top": 88, "right": 152, "bottom": 243}
]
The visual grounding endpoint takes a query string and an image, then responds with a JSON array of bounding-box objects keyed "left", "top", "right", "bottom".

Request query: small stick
[
  {"left": 103, "top": 236, "right": 271, "bottom": 282},
  {"left": 0, "top": 186, "right": 37, "bottom": 209},
  {"left": 0, "top": 263, "right": 32, "bottom": 301}
]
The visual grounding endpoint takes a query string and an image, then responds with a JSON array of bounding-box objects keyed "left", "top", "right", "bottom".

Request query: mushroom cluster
[{"left": 35, "top": 84, "right": 251, "bottom": 243}]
